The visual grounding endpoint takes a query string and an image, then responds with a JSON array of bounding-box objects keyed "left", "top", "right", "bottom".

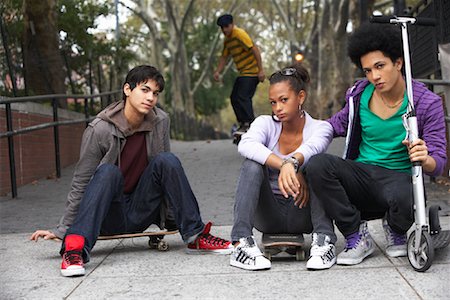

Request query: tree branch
[
  {"left": 271, "top": 0, "right": 300, "bottom": 50},
  {"left": 119, "top": 0, "right": 168, "bottom": 49},
  {"left": 179, "top": 0, "right": 195, "bottom": 35},
  {"left": 164, "top": 0, "right": 180, "bottom": 35},
  {"left": 335, "top": 0, "right": 350, "bottom": 37},
  {"left": 192, "top": 0, "right": 241, "bottom": 95},
  {"left": 192, "top": 30, "right": 221, "bottom": 95}
]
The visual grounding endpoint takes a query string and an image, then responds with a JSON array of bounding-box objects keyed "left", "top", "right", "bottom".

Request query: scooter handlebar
[
  {"left": 415, "top": 18, "right": 436, "bottom": 26},
  {"left": 370, "top": 15, "right": 436, "bottom": 26},
  {"left": 370, "top": 15, "right": 394, "bottom": 24}
]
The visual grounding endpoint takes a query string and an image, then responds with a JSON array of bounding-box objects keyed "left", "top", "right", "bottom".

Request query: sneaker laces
[
  {"left": 344, "top": 232, "right": 361, "bottom": 251},
  {"left": 199, "top": 233, "right": 229, "bottom": 246},
  {"left": 385, "top": 226, "right": 406, "bottom": 246},
  {"left": 64, "top": 250, "right": 83, "bottom": 265},
  {"left": 310, "top": 233, "right": 332, "bottom": 256},
  {"left": 310, "top": 243, "right": 333, "bottom": 256}
]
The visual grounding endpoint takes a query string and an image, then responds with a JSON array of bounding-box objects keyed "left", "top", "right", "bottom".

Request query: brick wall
[{"left": 0, "top": 104, "right": 85, "bottom": 196}]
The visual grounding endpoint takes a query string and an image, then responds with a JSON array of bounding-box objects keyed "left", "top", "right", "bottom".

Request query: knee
[
  {"left": 393, "top": 192, "right": 413, "bottom": 213},
  {"left": 305, "top": 154, "right": 333, "bottom": 174},
  {"left": 240, "top": 159, "right": 264, "bottom": 178},
  {"left": 95, "top": 164, "right": 122, "bottom": 182},
  {"left": 153, "top": 152, "right": 182, "bottom": 169}
]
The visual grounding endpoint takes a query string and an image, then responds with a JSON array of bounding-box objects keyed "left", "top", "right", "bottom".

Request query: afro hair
[{"left": 347, "top": 22, "right": 403, "bottom": 69}]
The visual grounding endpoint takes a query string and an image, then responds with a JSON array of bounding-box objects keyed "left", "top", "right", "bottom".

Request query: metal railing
[{"left": 0, "top": 90, "right": 121, "bottom": 198}]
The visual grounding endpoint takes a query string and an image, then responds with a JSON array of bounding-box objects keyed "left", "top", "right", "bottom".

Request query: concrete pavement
[{"left": 1, "top": 139, "right": 449, "bottom": 299}]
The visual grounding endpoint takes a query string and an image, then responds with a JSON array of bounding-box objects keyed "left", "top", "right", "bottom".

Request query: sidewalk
[{"left": 1, "top": 139, "right": 449, "bottom": 299}]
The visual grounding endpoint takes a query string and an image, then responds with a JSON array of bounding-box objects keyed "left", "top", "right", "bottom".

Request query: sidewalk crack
[{"left": 63, "top": 240, "right": 121, "bottom": 299}]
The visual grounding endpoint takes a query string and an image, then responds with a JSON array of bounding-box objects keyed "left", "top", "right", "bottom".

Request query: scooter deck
[{"left": 432, "top": 230, "right": 450, "bottom": 249}]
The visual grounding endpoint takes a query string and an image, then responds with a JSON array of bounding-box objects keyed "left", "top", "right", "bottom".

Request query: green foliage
[
  {"left": 0, "top": 0, "right": 135, "bottom": 100},
  {"left": 57, "top": 0, "right": 135, "bottom": 93},
  {"left": 58, "top": 0, "right": 109, "bottom": 55},
  {"left": 185, "top": 21, "right": 232, "bottom": 116},
  {"left": 0, "top": 0, "right": 25, "bottom": 96},
  {"left": 194, "top": 69, "right": 236, "bottom": 116}
]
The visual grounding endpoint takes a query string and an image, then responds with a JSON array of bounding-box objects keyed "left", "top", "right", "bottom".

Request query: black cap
[{"left": 217, "top": 14, "right": 233, "bottom": 27}]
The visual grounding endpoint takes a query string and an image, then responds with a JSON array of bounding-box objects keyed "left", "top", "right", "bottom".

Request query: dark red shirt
[{"left": 119, "top": 132, "right": 148, "bottom": 194}]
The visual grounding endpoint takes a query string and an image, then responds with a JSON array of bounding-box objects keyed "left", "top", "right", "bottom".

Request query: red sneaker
[
  {"left": 61, "top": 234, "right": 85, "bottom": 277},
  {"left": 187, "top": 222, "right": 233, "bottom": 254}
]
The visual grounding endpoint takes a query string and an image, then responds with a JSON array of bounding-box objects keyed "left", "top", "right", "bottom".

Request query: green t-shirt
[{"left": 355, "top": 84, "right": 411, "bottom": 172}]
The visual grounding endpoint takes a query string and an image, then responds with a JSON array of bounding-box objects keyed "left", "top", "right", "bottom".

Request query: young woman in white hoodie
[{"left": 229, "top": 63, "right": 334, "bottom": 270}]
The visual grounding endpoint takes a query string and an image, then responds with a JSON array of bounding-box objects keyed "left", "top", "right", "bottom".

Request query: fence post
[
  {"left": 52, "top": 98, "right": 61, "bottom": 178},
  {"left": 84, "top": 97, "right": 89, "bottom": 127},
  {"left": 1, "top": 16, "right": 18, "bottom": 198},
  {"left": 5, "top": 103, "right": 17, "bottom": 198}
]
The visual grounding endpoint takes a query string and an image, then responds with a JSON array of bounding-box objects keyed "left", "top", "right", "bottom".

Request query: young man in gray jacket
[{"left": 31, "top": 65, "right": 232, "bottom": 277}]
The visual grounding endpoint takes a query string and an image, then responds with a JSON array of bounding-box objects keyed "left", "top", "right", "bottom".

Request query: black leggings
[{"left": 305, "top": 153, "right": 413, "bottom": 236}]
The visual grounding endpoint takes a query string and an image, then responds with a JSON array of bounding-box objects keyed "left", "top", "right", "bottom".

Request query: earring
[
  {"left": 298, "top": 104, "right": 305, "bottom": 118},
  {"left": 272, "top": 112, "right": 280, "bottom": 122}
]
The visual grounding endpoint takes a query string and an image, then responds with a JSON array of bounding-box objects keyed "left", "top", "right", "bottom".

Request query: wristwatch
[{"left": 281, "top": 156, "right": 300, "bottom": 173}]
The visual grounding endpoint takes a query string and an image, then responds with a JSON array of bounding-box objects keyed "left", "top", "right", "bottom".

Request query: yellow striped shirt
[{"left": 222, "top": 27, "right": 259, "bottom": 76}]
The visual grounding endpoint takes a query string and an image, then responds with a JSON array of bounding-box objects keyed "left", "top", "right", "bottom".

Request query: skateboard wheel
[
  {"left": 157, "top": 241, "right": 169, "bottom": 251},
  {"left": 295, "top": 249, "right": 305, "bottom": 261},
  {"left": 148, "top": 236, "right": 160, "bottom": 249}
]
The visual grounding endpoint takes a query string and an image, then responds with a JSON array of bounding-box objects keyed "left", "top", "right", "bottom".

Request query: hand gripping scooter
[{"left": 371, "top": 15, "right": 450, "bottom": 272}]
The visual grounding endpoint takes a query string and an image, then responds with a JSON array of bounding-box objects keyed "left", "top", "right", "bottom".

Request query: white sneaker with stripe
[
  {"left": 230, "top": 236, "right": 271, "bottom": 271},
  {"left": 306, "top": 233, "right": 336, "bottom": 270}
]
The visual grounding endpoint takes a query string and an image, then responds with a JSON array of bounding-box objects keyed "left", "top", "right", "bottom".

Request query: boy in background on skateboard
[
  {"left": 213, "top": 14, "right": 265, "bottom": 137},
  {"left": 30, "top": 65, "right": 232, "bottom": 277},
  {"left": 305, "top": 23, "right": 447, "bottom": 270},
  {"left": 229, "top": 63, "right": 333, "bottom": 270}
]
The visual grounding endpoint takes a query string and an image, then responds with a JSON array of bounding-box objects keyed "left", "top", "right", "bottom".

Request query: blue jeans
[
  {"left": 231, "top": 159, "right": 317, "bottom": 242},
  {"left": 62, "top": 152, "right": 204, "bottom": 261}
]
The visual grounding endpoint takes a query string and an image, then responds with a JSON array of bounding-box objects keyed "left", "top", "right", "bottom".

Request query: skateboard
[
  {"left": 262, "top": 233, "right": 305, "bottom": 261},
  {"left": 54, "top": 230, "right": 179, "bottom": 251},
  {"left": 97, "top": 230, "right": 179, "bottom": 251}
]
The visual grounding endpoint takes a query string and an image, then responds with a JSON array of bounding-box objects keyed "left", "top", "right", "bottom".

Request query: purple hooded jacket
[{"left": 328, "top": 79, "right": 447, "bottom": 177}]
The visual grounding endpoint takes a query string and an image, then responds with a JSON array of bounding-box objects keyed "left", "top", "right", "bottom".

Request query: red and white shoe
[
  {"left": 60, "top": 234, "right": 85, "bottom": 277},
  {"left": 187, "top": 222, "right": 233, "bottom": 254}
]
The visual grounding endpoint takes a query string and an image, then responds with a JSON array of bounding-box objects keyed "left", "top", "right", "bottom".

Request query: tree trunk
[
  {"left": 164, "top": 0, "right": 195, "bottom": 116},
  {"left": 271, "top": 0, "right": 351, "bottom": 119},
  {"left": 316, "top": 0, "right": 351, "bottom": 118},
  {"left": 23, "top": 0, "right": 66, "bottom": 107}
]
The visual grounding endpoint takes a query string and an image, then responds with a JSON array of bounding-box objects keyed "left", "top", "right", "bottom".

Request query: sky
[{"left": 90, "top": 0, "right": 133, "bottom": 39}]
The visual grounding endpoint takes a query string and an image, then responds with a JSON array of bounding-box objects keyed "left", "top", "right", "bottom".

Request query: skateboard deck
[
  {"left": 262, "top": 233, "right": 305, "bottom": 261},
  {"left": 99, "top": 230, "right": 178, "bottom": 251},
  {"left": 54, "top": 230, "right": 178, "bottom": 251}
]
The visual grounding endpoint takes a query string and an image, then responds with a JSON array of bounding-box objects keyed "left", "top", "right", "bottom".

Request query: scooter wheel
[{"left": 407, "top": 230, "right": 434, "bottom": 272}]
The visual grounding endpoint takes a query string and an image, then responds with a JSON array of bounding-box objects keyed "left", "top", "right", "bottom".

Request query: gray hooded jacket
[{"left": 53, "top": 100, "right": 170, "bottom": 239}]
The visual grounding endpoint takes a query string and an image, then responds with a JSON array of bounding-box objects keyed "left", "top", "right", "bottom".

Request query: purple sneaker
[
  {"left": 337, "top": 221, "right": 374, "bottom": 265},
  {"left": 383, "top": 218, "right": 407, "bottom": 257}
]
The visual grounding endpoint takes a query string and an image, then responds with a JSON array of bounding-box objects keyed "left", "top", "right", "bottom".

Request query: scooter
[{"left": 371, "top": 15, "right": 450, "bottom": 272}]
